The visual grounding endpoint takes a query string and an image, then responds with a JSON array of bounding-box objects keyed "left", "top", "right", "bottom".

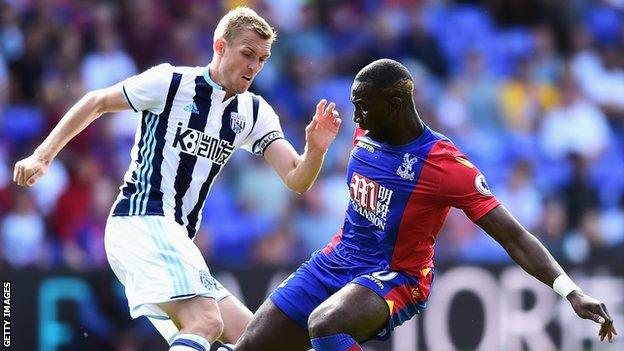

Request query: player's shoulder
[
  {"left": 142, "top": 62, "right": 175, "bottom": 75},
  {"left": 167, "top": 65, "right": 221, "bottom": 91},
  {"left": 424, "top": 128, "right": 474, "bottom": 167},
  {"left": 146, "top": 64, "right": 206, "bottom": 79},
  {"left": 244, "top": 91, "right": 278, "bottom": 117},
  {"left": 417, "top": 126, "right": 453, "bottom": 155},
  {"left": 245, "top": 90, "right": 270, "bottom": 106},
  {"left": 134, "top": 63, "right": 190, "bottom": 83},
  {"left": 429, "top": 127, "right": 452, "bottom": 145},
  {"left": 170, "top": 65, "right": 207, "bottom": 78}
]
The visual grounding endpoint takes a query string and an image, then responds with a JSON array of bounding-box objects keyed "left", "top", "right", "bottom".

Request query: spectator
[
  {"left": 536, "top": 197, "right": 567, "bottom": 260},
  {"left": 496, "top": 160, "right": 543, "bottom": 232},
  {"left": 81, "top": 4, "right": 137, "bottom": 90},
  {"left": 539, "top": 76, "right": 611, "bottom": 161},
  {"left": 562, "top": 208, "right": 608, "bottom": 265},
  {"left": 1, "top": 189, "right": 46, "bottom": 267}
]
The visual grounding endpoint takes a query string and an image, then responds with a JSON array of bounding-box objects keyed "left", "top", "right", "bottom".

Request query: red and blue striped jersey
[{"left": 322, "top": 126, "right": 500, "bottom": 276}]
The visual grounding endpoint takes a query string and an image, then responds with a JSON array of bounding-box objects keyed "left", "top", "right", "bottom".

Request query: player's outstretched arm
[
  {"left": 264, "top": 99, "right": 341, "bottom": 194},
  {"left": 13, "top": 86, "right": 130, "bottom": 187},
  {"left": 477, "top": 205, "right": 617, "bottom": 342}
]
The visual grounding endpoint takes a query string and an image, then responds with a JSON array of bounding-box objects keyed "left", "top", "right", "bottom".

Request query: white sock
[
  {"left": 169, "top": 333, "right": 211, "bottom": 351},
  {"left": 211, "top": 342, "right": 234, "bottom": 351}
]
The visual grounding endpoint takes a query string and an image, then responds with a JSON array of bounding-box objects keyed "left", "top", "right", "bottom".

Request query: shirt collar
[{"left": 203, "top": 66, "right": 224, "bottom": 91}]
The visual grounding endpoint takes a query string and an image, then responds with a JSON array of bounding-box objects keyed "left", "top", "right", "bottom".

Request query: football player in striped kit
[{"left": 13, "top": 7, "right": 341, "bottom": 351}]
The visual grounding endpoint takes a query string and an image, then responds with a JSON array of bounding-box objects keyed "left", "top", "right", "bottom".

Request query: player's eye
[{"left": 352, "top": 102, "right": 366, "bottom": 113}]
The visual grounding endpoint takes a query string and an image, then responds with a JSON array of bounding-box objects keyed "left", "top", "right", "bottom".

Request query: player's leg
[
  {"left": 308, "top": 269, "right": 434, "bottom": 350},
  {"left": 148, "top": 317, "right": 180, "bottom": 345},
  {"left": 159, "top": 296, "right": 223, "bottom": 349},
  {"left": 235, "top": 298, "right": 311, "bottom": 351},
  {"left": 216, "top": 295, "right": 252, "bottom": 344},
  {"left": 147, "top": 317, "right": 237, "bottom": 350},
  {"left": 308, "top": 283, "right": 388, "bottom": 351},
  {"left": 236, "top": 265, "right": 332, "bottom": 351},
  {"left": 105, "top": 215, "right": 232, "bottom": 351},
  {"left": 156, "top": 220, "right": 248, "bottom": 350},
  {"left": 162, "top": 295, "right": 251, "bottom": 351}
]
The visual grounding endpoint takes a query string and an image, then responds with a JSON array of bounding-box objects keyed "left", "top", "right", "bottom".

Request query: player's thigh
[
  {"left": 308, "top": 283, "right": 389, "bottom": 342},
  {"left": 236, "top": 299, "right": 311, "bottom": 351},
  {"left": 218, "top": 295, "right": 252, "bottom": 344}
]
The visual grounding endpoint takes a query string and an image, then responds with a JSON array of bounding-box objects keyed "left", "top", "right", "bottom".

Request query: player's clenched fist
[{"left": 13, "top": 154, "right": 48, "bottom": 187}]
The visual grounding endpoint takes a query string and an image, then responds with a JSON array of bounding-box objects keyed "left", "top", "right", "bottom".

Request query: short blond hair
[{"left": 214, "top": 6, "right": 276, "bottom": 43}]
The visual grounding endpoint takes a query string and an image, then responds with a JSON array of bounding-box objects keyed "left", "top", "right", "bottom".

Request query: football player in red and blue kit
[{"left": 235, "top": 59, "right": 617, "bottom": 351}]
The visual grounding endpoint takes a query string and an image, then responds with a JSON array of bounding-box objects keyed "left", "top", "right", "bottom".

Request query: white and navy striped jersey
[{"left": 111, "top": 63, "right": 284, "bottom": 239}]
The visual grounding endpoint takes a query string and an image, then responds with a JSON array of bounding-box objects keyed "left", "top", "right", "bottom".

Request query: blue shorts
[{"left": 270, "top": 252, "right": 434, "bottom": 341}]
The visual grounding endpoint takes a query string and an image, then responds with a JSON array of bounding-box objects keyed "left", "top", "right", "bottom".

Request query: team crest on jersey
[
  {"left": 475, "top": 173, "right": 492, "bottom": 196},
  {"left": 396, "top": 153, "right": 418, "bottom": 180},
  {"left": 349, "top": 172, "right": 393, "bottom": 230},
  {"left": 230, "top": 112, "right": 246, "bottom": 134}
]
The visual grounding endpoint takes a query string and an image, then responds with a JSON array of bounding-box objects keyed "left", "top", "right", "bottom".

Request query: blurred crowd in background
[{"left": 1, "top": 0, "right": 623, "bottom": 271}]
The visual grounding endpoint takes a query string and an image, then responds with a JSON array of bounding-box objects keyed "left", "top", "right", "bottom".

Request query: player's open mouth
[{"left": 242, "top": 76, "right": 251, "bottom": 81}]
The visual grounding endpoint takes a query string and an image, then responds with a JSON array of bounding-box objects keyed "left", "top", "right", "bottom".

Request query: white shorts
[{"left": 104, "top": 215, "right": 230, "bottom": 319}]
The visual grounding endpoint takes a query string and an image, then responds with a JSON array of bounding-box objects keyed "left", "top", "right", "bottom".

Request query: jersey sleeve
[
  {"left": 438, "top": 150, "right": 500, "bottom": 222},
  {"left": 119, "top": 63, "right": 173, "bottom": 114},
  {"left": 240, "top": 96, "right": 285, "bottom": 156}
]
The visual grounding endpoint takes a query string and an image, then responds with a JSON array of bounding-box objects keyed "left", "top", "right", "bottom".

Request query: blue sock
[
  {"left": 310, "top": 333, "right": 363, "bottom": 351},
  {"left": 169, "top": 333, "right": 211, "bottom": 351}
]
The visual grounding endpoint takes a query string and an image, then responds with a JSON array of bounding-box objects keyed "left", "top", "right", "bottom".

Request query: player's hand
[
  {"left": 305, "top": 99, "right": 342, "bottom": 153},
  {"left": 567, "top": 290, "right": 617, "bottom": 342},
  {"left": 13, "top": 154, "right": 49, "bottom": 187}
]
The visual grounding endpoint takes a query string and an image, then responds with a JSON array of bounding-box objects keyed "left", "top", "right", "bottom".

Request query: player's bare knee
[
  {"left": 308, "top": 306, "right": 342, "bottom": 337},
  {"left": 188, "top": 311, "right": 224, "bottom": 341}
]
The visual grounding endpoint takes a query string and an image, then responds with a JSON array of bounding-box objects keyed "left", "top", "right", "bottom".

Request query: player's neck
[
  {"left": 386, "top": 115, "right": 424, "bottom": 146},
  {"left": 207, "top": 64, "right": 235, "bottom": 100}
]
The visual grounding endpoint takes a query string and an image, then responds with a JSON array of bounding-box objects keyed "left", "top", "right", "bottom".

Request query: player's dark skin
[{"left": 235, "top": 74, "right": 617, "bottom": 351}]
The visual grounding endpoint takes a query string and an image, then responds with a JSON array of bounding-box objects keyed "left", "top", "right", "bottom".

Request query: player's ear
[
  {"left": 214, "top": 38, "right": 226, "bottom": 56},
  {"left": 389, "top": 96, "right": 403, "bottom": 118}
]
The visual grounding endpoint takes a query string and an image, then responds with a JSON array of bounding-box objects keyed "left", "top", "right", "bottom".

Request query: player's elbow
[
  {"left": 286, "top": 181, "right": 311, "bottom": 194},
  {"left": 283, "top": 169, "right": 314, "bottom": 194},
  {"left": 84, "top": 86, "right": 123, "bottom": 117},
  {"left": 83, "top": 90, "right": 108, "bottom": 117}
]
